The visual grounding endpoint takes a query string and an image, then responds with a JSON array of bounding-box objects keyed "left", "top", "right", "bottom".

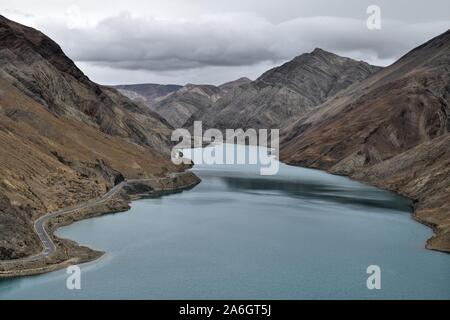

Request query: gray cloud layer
[
  {"left": 5, "top": 0, "right": 450, "bottom": 84},
  {"left": 42, "top": 12, "right": 449, "bottom": 73}
]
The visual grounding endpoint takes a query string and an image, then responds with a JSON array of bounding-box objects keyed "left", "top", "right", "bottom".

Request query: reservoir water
[{"left": 1, "top": 144, "right": 449, "bottom": 299}]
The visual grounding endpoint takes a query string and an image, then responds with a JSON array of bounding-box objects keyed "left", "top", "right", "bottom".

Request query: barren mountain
[
  {"left": 218, "top": 77, "right": 252, "bottom": 93},
  {"left": 148, "top": 78, "right": 254, "bottom": 128},
  {"left": 113, "top": 83, "right": 182, "bottom": 106},
  {"left": 118, "top": 78, "right": 254, "bottom": 129},
  {"left": 147, "top": 84, "right": 223, "bottom": 128},
  {"left": 200, "top": 49, "right": 381, "bottom": 130},
  {"left": 281, "top": 30, "right": 450, "bottom": 252},
  {"left": 0, "top": 16, "right": 191, "bottom": 260}
]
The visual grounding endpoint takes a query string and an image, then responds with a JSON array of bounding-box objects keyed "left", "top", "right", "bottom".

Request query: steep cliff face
[
  {"left": 281, "top": 30, "right": 450, "bottom": 251},
  {"left": 0, "top": 16, "right": 187, "bottom": 259},
  {"left": 200, "top": 49, "right": 381, "bottom": 130}
]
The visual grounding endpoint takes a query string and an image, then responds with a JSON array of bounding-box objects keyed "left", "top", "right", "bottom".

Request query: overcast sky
[{"left": 2, "top": 0, "right": 449, "bottom": 85}]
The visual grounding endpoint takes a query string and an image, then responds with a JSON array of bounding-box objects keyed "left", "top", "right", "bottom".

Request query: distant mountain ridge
[
  {"left": 117, "top": 79, "right": 252, "bottom": 128},
  {"left": 198, "top": 48, "right": 381, "bottom": 130},
  {"left": 113, "top": 83, "right": 182, "bottom": 106},
  {"left": 150, "top": 84, "right": 223, "bottom": 128},
  {"left": 119, "top": 50, "right": 380, "bottom": 129}
]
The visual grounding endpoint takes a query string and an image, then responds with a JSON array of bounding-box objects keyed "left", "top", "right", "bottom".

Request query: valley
[
  {"left": 0, "top": 13, "right": 448, "bottom": 285},
  {"left": 120, "top": 30, "right": 450, "bottom": 254}
]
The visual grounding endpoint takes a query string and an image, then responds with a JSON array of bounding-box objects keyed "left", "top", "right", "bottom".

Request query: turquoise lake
[{"left": 1, "top": 145, "right": 449, "bottom": 299}]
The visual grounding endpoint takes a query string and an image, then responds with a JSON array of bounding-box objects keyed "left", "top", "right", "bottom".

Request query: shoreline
[
  {"left": 1, "top": 146, "right": 448, "bottom": 279},
  {"left": 282, "top": 160, "right": 450, "bottom": 254},
  {"left": 348, "top": 175, "right": 450, "bottom": 254},
  {"left": 0, "top": 171, "right": 200, "bottom": 278}
]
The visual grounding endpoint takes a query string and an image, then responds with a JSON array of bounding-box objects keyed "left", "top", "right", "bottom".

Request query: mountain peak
[
  {"left": 219, "top": 77, "right": 252, "bottom": 92},
  {"left": 288, "top": 47, "right": 344, "bottom": 65},
  {"left": 311, "top": 47, "right": 332, "bottom": 55},
  {"left": 234, "top": 77, "right": 252, "bottom": 82},
  {"left": 0, "top": 14, "right": 89, "bottom": 87},
  {"left": 257, "top": 48, "right": 381, "bottom": 92}
]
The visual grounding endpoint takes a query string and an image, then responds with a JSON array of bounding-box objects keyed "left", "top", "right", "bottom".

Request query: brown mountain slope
[
  {"left": 0, "top": 15, "right": 173, "bottom": 154},
  {"left": 200, "top": 49, "right": 381, "bottom": 130},
  {"left": 0, "top": 16, "right": 191, "bottom": 260},
  {"left": 281, "top": 30, "right": 450, "bottom": 252}
]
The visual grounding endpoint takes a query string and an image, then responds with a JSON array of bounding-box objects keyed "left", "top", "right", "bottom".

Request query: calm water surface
[{"left": 1, "top": 145, "right": 449, "bottom": 299}]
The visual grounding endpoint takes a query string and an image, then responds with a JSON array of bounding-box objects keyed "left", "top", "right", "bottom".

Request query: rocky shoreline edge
[
  {"left": 349, "top": 174, "right": 450, "bottom": 254},
  {"left": 0, "top": 171, "right": 200, "bottom": 278},
  {"left": 283, "top": 161, "right": 450, "bottom": 255},
  {"left": 1, "top": 156, "right": 447, "bottom": 279}
]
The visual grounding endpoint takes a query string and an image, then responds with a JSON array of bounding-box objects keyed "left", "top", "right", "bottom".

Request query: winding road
[{"left": 1, "top": 173, "right": 187, "bottom": 265}]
